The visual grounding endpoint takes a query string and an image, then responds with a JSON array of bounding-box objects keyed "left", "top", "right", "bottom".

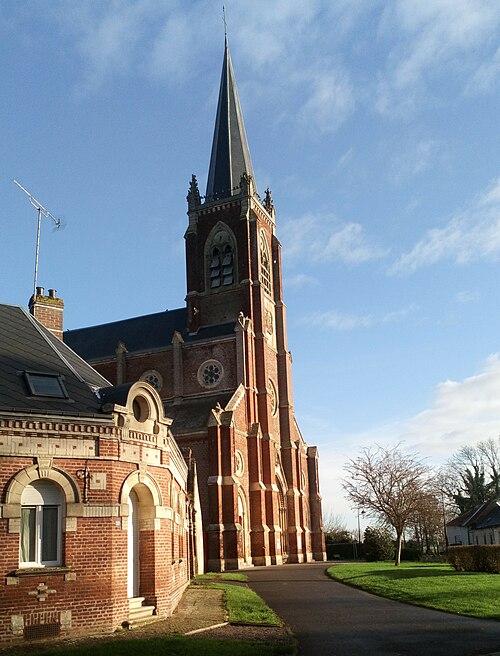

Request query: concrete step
[
  {"left": 128, "top": 597, "right": 156, "bottom": 625},
  {"left": 128, "top": 596, "right": 146, "bottom": 611}
]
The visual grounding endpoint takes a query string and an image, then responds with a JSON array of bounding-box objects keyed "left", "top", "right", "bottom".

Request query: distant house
[
  {"left": 446, "top": 499, "right": 500, "bottom": 546},
  {"left": 0, "top": 304, "right": 201, "bottom": 645}
]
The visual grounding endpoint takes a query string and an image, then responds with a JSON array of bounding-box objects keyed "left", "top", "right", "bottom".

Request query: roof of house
[
  {"left": 164, "top": 392, "right": 234, "bottom": 435},
  {"left": 475, "top": 502, "right": 500, "bottom": 529},
  {"left": 0, "top": 304, "right": 111, "bottom": 417},
  {"left": 447, "top": 499, "right": 500, "bottom": 529},
  {"left": 64, "top": 307, "right": 236, "bottom": 362}
]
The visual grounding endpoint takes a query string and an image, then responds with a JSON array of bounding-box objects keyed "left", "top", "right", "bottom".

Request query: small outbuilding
[
  {"left": 0, "top": 304, "right": 201, "bottom": 644},
  {"left": 446, "top": 499, "right": 500, "bottom": 546}
]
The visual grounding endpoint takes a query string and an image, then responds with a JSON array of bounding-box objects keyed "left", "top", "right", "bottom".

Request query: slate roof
[
  {"left": 0, "top": 304, "right": 111, "bottom": 417},
  {"left": 205, "top": 38, "right": 255, "bottom": 200},
  {"left": 447, "top": 499, "right": 500, "bottom": 529},
  {"left": 475, "top": 502, "right": 500, "bottom": 529},
  {"left": 164, "top": 392, "right": 234, "bottom": 435},
  {"left": 64, "top": 307, "right": 236, "bottom": 362}
]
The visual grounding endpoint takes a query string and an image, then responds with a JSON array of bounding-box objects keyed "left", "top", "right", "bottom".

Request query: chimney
[{"left": 29, "top": 287, "right": 64, "bottom": 340}]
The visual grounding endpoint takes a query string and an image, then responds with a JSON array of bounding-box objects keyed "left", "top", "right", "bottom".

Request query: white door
[{"left": 127, "top": 489, "right": 140, "bottom": 598}]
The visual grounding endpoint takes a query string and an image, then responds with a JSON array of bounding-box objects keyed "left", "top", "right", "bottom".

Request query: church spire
[{"left": 205, "top": 39, "right": 255, "bottom": 201}]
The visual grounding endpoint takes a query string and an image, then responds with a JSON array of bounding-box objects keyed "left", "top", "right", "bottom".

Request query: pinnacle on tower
[{"left": 205, "top": 39, "right": 255, "bottom": 201}]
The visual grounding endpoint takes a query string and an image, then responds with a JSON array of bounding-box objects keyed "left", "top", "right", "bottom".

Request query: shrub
[
  {"left": 326, "top": 542, "right": 364, "bottom": 560},
  {"left": 448, "top": 545, "right": 500, "bottom": 573},
  {"left": 400, "top": 544, "right": 422, "bottom": 561},
  {"left": 363, "top": 527, "right": 394, "bottom": 561}
]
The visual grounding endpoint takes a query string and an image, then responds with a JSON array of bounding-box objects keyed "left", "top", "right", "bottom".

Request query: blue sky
[{"left": 2, "top": 1, "right": 500, "bottom": 528}]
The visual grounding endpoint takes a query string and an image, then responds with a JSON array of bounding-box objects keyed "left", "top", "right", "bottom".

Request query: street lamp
[{"left": 357, "top": 509, "right": 366, "bottom": 544}]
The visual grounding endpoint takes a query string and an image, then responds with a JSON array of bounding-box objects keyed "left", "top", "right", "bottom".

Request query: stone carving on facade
[{"left": 187, "top": 174, "right": 201, "bottom": 209}]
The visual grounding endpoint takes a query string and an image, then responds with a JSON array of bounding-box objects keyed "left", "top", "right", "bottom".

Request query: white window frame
[{"left": 20, "top": 481, "right": 63, "bottom": 568}]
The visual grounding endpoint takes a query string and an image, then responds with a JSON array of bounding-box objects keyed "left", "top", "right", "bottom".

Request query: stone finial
[
  {"left": 187, "top": 174, "right": 201, "bottom": 209},
  {"left": 239, "top": 172, "right": 254, "bottom": 196},
  {"left": 264, "top": 187, "right": 274, "bottom": 212}
]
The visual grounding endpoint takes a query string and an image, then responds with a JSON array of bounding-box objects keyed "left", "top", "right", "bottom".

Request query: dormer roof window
[{"left": 24, "top": 371, "right": 69, "bottom": 399}]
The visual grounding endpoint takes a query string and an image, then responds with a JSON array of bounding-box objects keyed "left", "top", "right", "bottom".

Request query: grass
[
  {"left": 328, "top": 561, "right": 500, "bottom": 620},
  {"left": 195, "top": 572, "right": 248, "bottom": 582},
  {"left": 193, "top": 573, "right": 280, "bottom": 626},
  {"left": 13, "top": 636, "right": 292, "bottom": 656},
  {"left": 0, "top": 575, "right": 287, "bottom": 656},
  {"left": 204, "top": 582, "right": 282, "bottom": 626}
]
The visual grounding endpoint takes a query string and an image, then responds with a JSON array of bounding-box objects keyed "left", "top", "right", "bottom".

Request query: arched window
[
  {"left": 209, "top": 243, "right": 234, "bottom": 288},
  {"left": 20, "top": 480, "right": 64, "bottom": 567},
  {"left": 260, "top": 231, "right": 272, "bottom": 295},
  {"left": 207, "top": 226, "right": 236, "bottom": 290}
]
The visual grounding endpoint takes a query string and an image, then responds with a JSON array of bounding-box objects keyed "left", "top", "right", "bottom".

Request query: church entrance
[{"left": 238, "top": 490, "right": 250, "bottom": 564}]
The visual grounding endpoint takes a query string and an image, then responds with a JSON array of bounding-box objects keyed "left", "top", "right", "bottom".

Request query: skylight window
[{"left": 24, "top": 372, "right": 69, "bottom": 399}]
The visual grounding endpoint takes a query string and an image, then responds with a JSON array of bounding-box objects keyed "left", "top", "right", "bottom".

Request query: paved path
[{"left": 245, "top": 562, "right": 500, "bottom": 656}]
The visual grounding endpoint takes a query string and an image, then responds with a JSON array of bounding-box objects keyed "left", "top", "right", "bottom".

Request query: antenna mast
[{"left": 13, "top": 180, "right": 61, "bottom": 300}]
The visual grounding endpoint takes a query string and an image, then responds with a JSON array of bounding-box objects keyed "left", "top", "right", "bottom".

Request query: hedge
[{"left": 447, "top": 545, "right": 500, "bottom": 573}]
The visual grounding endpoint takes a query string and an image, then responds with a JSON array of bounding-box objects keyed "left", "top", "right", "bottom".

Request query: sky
[{"left": 2, "top": 0, "right": 500, "bottom": 531}]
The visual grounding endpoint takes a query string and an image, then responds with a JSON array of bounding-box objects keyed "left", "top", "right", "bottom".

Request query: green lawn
[
  {"left": 19, "top": 636, "right": 292, "bottom": 656},
  {"left": 1, "top": 577, "right": 286, "bottom": 656},
  {"left": 195, "top": 572, "right": 248, "bottom": 582},
  {"left": 204, "top": 582, "right": 282, "bottom": 626},
  {"left": 328, "top": 561, "right": 500, "bottom": 620}
]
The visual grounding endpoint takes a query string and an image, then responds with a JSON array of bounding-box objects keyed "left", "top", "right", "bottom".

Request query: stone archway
[
  {"left": 127, "top": 488, "right": 140, "bottom": 598},
  {"left": 120, "top": 475, "right": 158, "bottom": 600},
  {"left": 237, "top": 488, "right": 251, "bottom": 565}
]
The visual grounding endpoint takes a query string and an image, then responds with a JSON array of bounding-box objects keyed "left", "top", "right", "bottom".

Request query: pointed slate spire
[{"left": 206, "top": 39, "right": 255, "bottom": 200}]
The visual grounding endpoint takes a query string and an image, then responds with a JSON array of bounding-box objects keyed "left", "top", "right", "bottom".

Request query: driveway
[{"left": 245, "top": 562, "right": 500, "bottom": 656}]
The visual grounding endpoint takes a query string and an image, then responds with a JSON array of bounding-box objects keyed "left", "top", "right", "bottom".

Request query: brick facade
[
  {"left": 62, "top": 41, "right": 326, "bottom": 572},
  {"left": 0, "top": 383, "right": 196, "bottom": 644},
  {"left": 69, "top": 176, "right": 326, "bottom": 571}
]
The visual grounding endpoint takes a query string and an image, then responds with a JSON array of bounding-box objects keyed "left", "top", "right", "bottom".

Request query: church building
[{"left": 64, "top": 40, "right": 326, "bottom": 571}]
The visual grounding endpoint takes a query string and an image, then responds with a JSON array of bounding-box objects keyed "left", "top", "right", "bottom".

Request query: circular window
[
  {"left": 198, "top": 359, "right": 224, "bottom": 388},
  {"left": 140, "top": 370, "right": 163, "bottom": 392},
  {"left": 132, "top": 395, "right": 149, "bottom": 422}
]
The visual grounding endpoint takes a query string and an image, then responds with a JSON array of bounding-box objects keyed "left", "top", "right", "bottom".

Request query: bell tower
[
  {"left": 183, "top": 39, "right": 326, "bottom": 568},
  {"left": 184, "top": 38, "right": 277, "bottom": 335}
]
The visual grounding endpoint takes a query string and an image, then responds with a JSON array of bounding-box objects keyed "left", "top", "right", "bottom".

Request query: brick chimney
[{"left": 29, "top": 287, "right": 64, "bottom": 340}]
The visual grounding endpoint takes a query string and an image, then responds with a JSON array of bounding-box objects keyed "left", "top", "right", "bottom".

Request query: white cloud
[
  {"left": 389, "top": 176, "right": 500, "bottom": 275},
  {"left": 282, "top": 213, "right": 389, "bottom": 265},
  {"left": 322, "top": 223, "right": 389, "bottom": 263},
  {"left": 318, "top": 353, "right": 500, "bottom": 521},
  {"left": 455, "top": 290, "right": 479, "bottom": 304},
  {"left": 285, "top": 273, "right": 320, "bottom": 288},
  {"left": 389, "top": 139, "right": 441, "bottom": 182},
  {"left": 466, "top": 44, "right": 500, "bottom": 94},
  {"left": 376, "top": 0, "right": 500, "bottom": 114},
  {"left": 400, "top": 354, "right": 500, "bottom": 457},
  {"left": 63, "top": 1, "right": 164, "bottom": 93},
  {"left": 305, "top": 304, "right": 417, "bottom": 331},
  {"left": 297, "top": 67, "right": 355, "bottom": 134}
]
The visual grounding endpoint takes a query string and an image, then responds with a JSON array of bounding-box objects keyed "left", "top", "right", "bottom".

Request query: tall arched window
[
  {"left": 207, "top": 226, "right": 236, "bottom": 290},
  {"left": 20, "top": 480, "right": 63, "bottom": 567},
  {"left": 260, "top": 231, "right": 272, "bottom": 295}
]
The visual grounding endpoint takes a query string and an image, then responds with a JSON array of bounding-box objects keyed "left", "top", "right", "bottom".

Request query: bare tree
[
  {"left": 442, "top": 438, "right": 500, "bottom": 513},
  {"left": 343, "top": 443, "right": 430, "bottom": 566},
  {"left": 408, "top": 492, "right": 445, "bottom": 553},
  {"left": 322, "top": 512, "right": 352, "bottom": 544}
]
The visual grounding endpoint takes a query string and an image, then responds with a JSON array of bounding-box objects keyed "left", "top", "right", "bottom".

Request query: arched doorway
[
  {"left": 237, "top": 489, "right": 250, "bottom": 565},
  {"left": 127, "top": 489, "right": 140, "bottom": 598}
]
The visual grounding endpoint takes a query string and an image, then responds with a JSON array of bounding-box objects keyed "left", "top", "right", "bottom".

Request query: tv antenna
[{"left": 13, "top": 179, "right": 62, "bottom": 300}]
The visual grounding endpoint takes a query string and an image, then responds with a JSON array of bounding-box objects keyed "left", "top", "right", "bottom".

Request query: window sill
[{"left": 12, "top": 566, "right": 71, "bottom": 578}]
